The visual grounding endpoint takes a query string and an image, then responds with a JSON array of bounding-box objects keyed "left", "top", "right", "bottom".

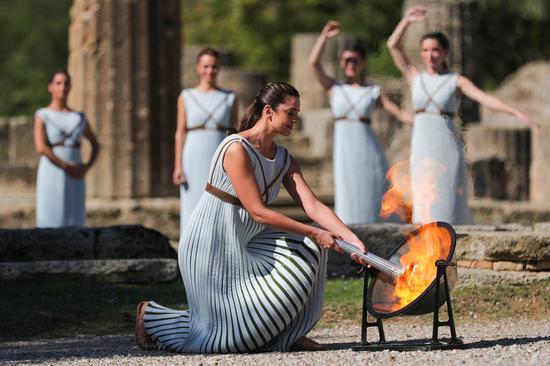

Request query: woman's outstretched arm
[
  {"left": 457, "top": 75, "right": 538, "bottom": 127},
  {"left": 283, "top": 156, "right": 367, "bottom": 255},
  {"left": 224, "top": 142, "right": 365, "bottom": 258},
  {"left": 308, "top": 20, "right": 339, "bottom": 91},
  {"left": 387, "top": 5, "right": 426, "bottom": 82}
]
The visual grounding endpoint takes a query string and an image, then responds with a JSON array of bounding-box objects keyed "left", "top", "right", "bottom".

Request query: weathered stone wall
[
  {"left": 68, "top": 0, "right": 181, "bottom": 198},
  {"left": 478, "top": 62, "right": 550, "bottom": 204},
  {"left": 466, "top": 126, "right": 530, "bottom": 200},
  {"left": 0, "top": 225, "right": 178, "bottom": 282},
  {"left": 339, "top": 223, "right": 550, "bottom": 274},
  {"left": 0, "top": 116, "right": 37, "bottom": 194}
]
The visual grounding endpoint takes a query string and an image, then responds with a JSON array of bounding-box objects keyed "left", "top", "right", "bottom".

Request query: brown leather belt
[
  {"left": 414, "top": 109, "right": 455, "bottom": 118},
  {"left": 205, "top": 183, "right": 242, "bottom": 206},
  {"left": 334, "top": 116, "right": 371, "bottom": 124},
  {"left": 50, "top": 141, "right": 81, "bottom": 148},
  {"left": 186, "top": 125, "right": 229, "bottom": 133}
]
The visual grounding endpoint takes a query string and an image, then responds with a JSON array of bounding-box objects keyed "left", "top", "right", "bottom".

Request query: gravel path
[
  {"left": 1, "top": 269, "right": 548, "bottom": 365},
  {"left": 1, "top": 319, "right": 548, "bottom": 366}
]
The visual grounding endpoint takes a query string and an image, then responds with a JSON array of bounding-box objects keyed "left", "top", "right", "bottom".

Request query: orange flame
[
  {"left": 379, "top": 159, "right": 451, "bottom": 311},
  {"left": 379, "top": 161, "right": 413, "bottom": 223},
  {"left": 390, "top": 225, "right": 452, "bottom": 310}
]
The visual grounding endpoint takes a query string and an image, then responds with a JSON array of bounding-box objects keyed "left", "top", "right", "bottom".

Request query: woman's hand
[
  {"left": 65, "top": 163, "right": 88, "bottom": 179},
  {"left": 345, "top": 237, "right": 369, "bottom": 266},
  {"left": 322, "top": 20, "right": 340, "bottom": 39},
  {"left": 173, "top": 166, "right": 187, "bottom": 186},
  {"left": 310, "top": 228, "right": 342, "bottom": 251},
  {"left": 516, "top": 111, "right": 540, "bottom": 128},
  {"left": 404, "top": 5, "right": 427, "bottom": 23}
]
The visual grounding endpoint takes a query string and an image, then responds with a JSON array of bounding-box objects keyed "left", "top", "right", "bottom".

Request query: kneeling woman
[{"left": 136, "top": 82, "right": 366, "bottom": 353}]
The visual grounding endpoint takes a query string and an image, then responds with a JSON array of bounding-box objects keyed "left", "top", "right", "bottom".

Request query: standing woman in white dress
[
  {"left": 387, "top": 5, "right": 537, "bottom": 224},
  {"left": 33, "top": 70, "right": 100, "bottom": 227},
  {"left": 136, "top": 82, "right": 367, "bottom": 353},
  {"left": 173, "top": 47, "right": 239, "bottom": 233},
  {"left": 309, "top": 21, "right": 412, "bottom": 225}
]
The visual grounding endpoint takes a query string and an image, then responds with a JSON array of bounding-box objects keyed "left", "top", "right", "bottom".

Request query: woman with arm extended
[
  {"left": 34, "top": 69, "right": 100, "bottom": 227},
  {"left": 136, "top": 82, "right": 367, "bottom": 353},
  {"left": 309, "top": 20, "right": 412, "bottom": 225},
  {"left": 173, "top": 47, "right": 239, "bottom": 234},
  {"left": 387, "top": 5, "right": 536, "bottom": 224}
]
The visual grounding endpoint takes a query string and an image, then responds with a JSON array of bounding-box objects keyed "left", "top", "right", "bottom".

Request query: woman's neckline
[
  {"left": 193, "top": 87, "right": 220, "bottom": 94},
  {"left": 236, "top": 134, "right": 279, "bottom": 161},
  {"left": 422, "top": 70, "right": 452, "bottom": 77},
  {"left": 45, "top": 107, "right": 74, "bottom": 113},
  {"left": 341, "top": 81, "right": 370, "bottom": 88}
]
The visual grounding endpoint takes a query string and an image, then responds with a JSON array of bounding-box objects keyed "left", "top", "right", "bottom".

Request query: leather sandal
[
  {"left": 290, "top": 336, "right": 326, "bottom": 351},
  {"left": 135, "top": 301, "right": 156, "bottom": 350}
]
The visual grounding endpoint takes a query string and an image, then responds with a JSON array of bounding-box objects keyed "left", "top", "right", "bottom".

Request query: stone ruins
[{"left": 1, "top": 0, "right": 550, "bottom": 276}]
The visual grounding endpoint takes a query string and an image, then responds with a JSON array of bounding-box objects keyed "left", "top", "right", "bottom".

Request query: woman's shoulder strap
[{"left": 208, "top": 135, "right": 244, "bottom": 184}]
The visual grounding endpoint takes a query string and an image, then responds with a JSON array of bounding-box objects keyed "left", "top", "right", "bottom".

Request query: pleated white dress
[
  {"left": 144, "top": 134, "right": 328, "bottom": 353},
  {"left": 35, "top": 108, "right": 87, "bottom": 227},
  {"left": 179, "top": 88, "right": 235, "bottom": 233},
  {"left": 410, "top": 72, "right": 472, "bottom": 224},
  {"left": 330, "top": 83, "right": 388, "bottom": 224}
]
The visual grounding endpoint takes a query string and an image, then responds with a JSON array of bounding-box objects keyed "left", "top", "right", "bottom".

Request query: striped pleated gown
[{"left": 144, "top": 134, "right": 328, "bottom": 353}]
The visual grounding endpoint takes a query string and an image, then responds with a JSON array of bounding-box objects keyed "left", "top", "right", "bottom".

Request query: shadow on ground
[{"left": 1, "top": 335, "right": 549, "bottom": 363}]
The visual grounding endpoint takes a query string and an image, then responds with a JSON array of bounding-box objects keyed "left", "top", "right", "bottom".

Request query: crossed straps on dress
[
  {"left": 185, "top": 90, "right": 232, "bottom": 133},
  {"left": 333, "top": 85, "right": 373, "bottom": 124},
  {"left": 42, "top": 113, "right": 85, "bottom": 149},
  {"left": 415, "top": 73, "right": 455, "bottom": 118},
  {"left": 205, "top": 136, "right": 290, "bottom": 207}
]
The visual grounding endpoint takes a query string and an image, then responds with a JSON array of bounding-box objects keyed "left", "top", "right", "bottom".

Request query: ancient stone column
[
  {"left": 402, "top": 0, "right": 479, "bottom": 123},
  {"left": 68, "top": 0, "right": 181, "bottom": 198}
]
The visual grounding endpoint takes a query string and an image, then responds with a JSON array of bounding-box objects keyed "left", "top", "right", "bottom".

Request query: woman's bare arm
[
  {"left": 387, "top": 6, "right": 425, "bottom": 82},
  {"left": 83, "top": 123, "right": 100, "bottom": 170},
  {"left": 379, "top": 91, "right": 414, "bottom": 125},
  {"left": 173, "top": 95, "right": 188, "bottom": 185},
  {"left": 457, "top": 75, "right": 538, "bottom": 127},
  {"left": 308, "top": 20, "right": 339, "bottom": 91},
  {"left": 224, "top": 142, "right": 344, "bottom": 251},
  {"left": 282, "top": 156, "right": 367, "bottom": 253}
]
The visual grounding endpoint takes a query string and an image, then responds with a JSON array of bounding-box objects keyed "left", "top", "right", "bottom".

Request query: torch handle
[{"left": 335, "top": 239, "right": 405, "bottom": 278}]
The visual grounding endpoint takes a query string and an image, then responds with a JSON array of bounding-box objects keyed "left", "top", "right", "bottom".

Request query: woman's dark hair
[
  {"left": 342, "top": 40, "right": 366, "bottom": 60},
  {"left": 196, "top": 47, "right": 219, "bottom": 63},
  {"left": 48, "top": 69, "right": 71, "bottom": 84},
  {"left": 420, "top": 32, "right": 450, "bottom": 51},
  {"left": 237, "top": 82, "right": 300, "bottom": 132},
  {"left": 420, "top": 32, "right": 450, "bottom": 71}
]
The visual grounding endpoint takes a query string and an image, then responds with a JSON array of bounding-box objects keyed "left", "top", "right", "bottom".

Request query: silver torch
[{"left": 336, "top": 239, "right": 405, "bottom": 279}]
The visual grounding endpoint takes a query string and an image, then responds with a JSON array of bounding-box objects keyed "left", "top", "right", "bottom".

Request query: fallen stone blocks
[{"left": 0, "top": 225, "right": 178, "bottom": 283}]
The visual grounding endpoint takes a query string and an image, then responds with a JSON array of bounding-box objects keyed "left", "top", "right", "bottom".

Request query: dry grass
[{"left": 1, "top": 277, "right": 548, "bottom": 342}]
